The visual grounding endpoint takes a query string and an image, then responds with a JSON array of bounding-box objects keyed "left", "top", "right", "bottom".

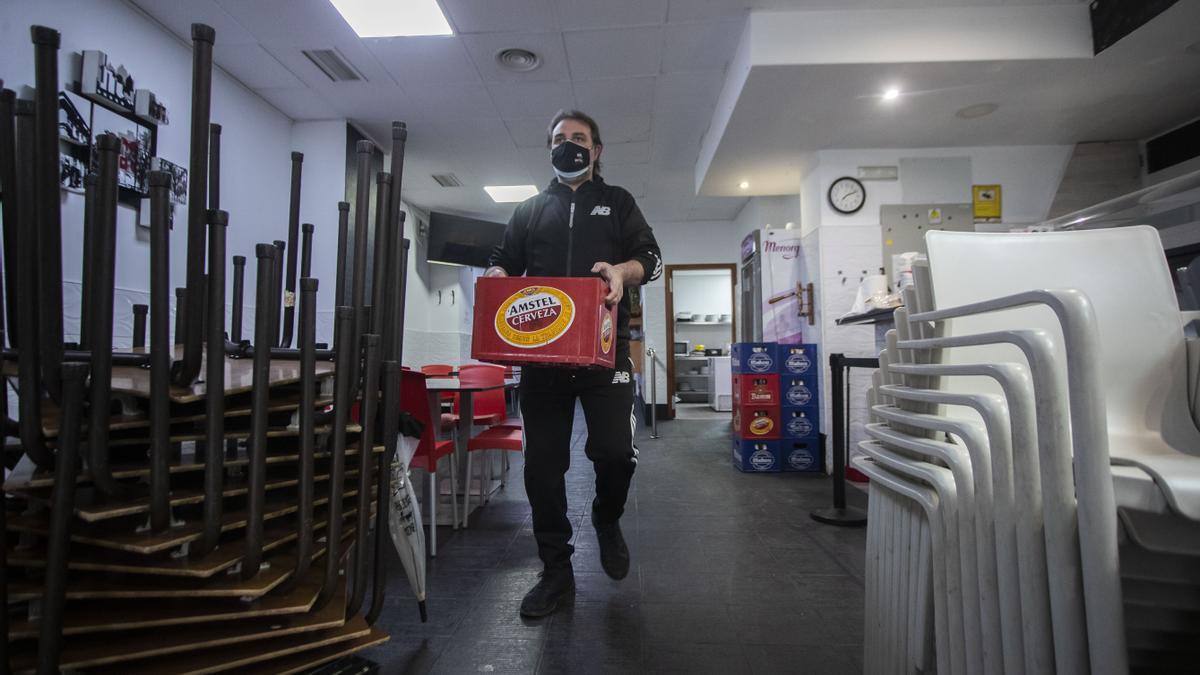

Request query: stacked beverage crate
[{"left": 731, "top": 343, "right": 822, "bottom": 472}]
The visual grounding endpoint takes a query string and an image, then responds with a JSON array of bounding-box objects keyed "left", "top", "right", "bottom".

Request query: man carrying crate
[{"left": 485, "top": 109, "right": 663, "bottom": 618}]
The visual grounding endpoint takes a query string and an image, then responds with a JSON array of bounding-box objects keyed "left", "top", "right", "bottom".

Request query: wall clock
[{"left": 828, "top": 176, "right": 866, "bottom": 215}]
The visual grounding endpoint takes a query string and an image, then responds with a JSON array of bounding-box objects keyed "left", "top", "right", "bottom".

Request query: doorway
[{"left": 664, "top": 264, "right": 737, "bottom": 421}]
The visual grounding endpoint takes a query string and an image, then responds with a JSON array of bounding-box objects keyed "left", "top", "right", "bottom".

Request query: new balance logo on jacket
[{"left": 590, "top": 205, "right": 611, "bottom": 216}]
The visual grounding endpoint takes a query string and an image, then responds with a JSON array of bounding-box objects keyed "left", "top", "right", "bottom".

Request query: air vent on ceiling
[
  {"left": 496, "top": 48, "right": 541, "bottom": 72},
  {"left": 431, "top": 173, "right": 463, "bottom": 188},
  {"left": 302, "top": 48, "right": 364, "bottom": 82}
]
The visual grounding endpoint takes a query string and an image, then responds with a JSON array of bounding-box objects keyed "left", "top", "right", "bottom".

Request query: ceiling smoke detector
[
  {"left": 956, "top": 103, "right": 999, "bottom": 119},
  {"left": 496, "top": 48, "right": 541, "bottom": 72}
]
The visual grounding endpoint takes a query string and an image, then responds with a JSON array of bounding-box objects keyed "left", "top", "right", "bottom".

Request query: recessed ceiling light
[
  {"left": 484, "top": 185, "right": 538, "bottom": 203},
  {"left": 328, "top": 0, "right": 453, "bottom": 37},
  {"left": 1187, "top": 40, "right": 1200, "bottom": 56},
  {"left": 956, "top": 103, "right": 999, "bottom": 119},
  {"left": 496, "top": 48, "right": 541, "bottom": 72},
  {"left": 739, "top": 181, "right": 750, "bottom": 190},
  {"left": 882, "top": 88, "right": 900, "bottom": 101}
]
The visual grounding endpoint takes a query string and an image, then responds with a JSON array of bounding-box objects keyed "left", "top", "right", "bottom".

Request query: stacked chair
[
  {"left": 3, "top": 22, "right": 415, "bottom": 673},
  {"left": 857, "top": 226, "right": 1200, "bottom": 674}
]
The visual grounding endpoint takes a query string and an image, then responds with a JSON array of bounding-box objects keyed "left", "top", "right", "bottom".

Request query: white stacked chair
[{"left": 858, "top": 225, "right": 1200, "bottom": 674}]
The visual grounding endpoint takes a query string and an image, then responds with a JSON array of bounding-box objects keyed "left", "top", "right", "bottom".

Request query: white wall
[{"left": 1, "top": 0, "right": 296, "bottom": 347}]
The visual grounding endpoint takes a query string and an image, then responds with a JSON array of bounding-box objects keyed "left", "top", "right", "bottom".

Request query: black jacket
[{"left": 488, "top": 176, "right": 662, "bottom": 343}]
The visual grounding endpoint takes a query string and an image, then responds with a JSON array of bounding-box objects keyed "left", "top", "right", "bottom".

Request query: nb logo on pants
[
  {"left": 612, "top": 370, "right": 631, "bottom": 384},
  {"left": 590, "top": 205, "right": 611, "bottom": 216}
]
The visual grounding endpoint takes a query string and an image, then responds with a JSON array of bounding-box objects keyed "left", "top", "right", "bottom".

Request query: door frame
[{"left": 664, "top": 263, "right": 738, "bottom": 420}]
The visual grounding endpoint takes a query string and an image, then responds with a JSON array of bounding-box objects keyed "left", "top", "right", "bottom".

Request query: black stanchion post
[
  {"left": 301, "top": 223, "right": 314, "bottom": 279},
  {"left": 86, "top": 134, "right": 124, "bottom": 498},
  {"left": 131, "top": 304, "right": 148, "bottom": 350},
  {"left": 32, "top": 26, "right": 64, "bottom": 403},
  {"left": 0, "top": 88, "right": 18, "bottom": 345},
  {"left": 315, "top": 306, "right": 356, "bottom": 610},
  {"left": 347, "top": 334, "right": 381, "bottom": 618},
  {"left": 80, "top": 174, "right": 98, "bottom": 351},
  {"left": 148, "top": 172, "right": 173, "bottom": 533},
  {"left": 279, "top": 277, "right": 318, "bottom": 594},
  {"left": 231, "top": 255, "right": 246, "bottom": 342},
  {"left": 370, "top": 173, "right": 392, "bottom": 335},
  {"left": 208, "top": 123, "right": 221, "bottom": 210},
  {"left": 242, "top": 244, "right": 275, "bottom": 579},
  {"left": 811, "top": 353, "right": 869, "bottom": 527},
  {"left": 174, "top": 23, "right": 215, "bottom": 386},
  {"left": 271, "top": 240, "right": 285, "bottom": 346},
  {"left": 197, "top": 208, "right": 228, "bottom": 552},
  {"left": 13, "top": 99, "right": 52, "bottom": 468},
  {"left": 281, "top": 152, "right": 303, "bottom": 348},
  {"left": 335, "top": 202, "right": 350, "bottom": 307}
]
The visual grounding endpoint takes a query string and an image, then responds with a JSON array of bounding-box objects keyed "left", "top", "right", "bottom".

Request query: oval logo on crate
[
  {"left": 747, "top": 352, "right": 773, "bottom": 372},
  {"left": 750, "top": 447, "right": 776, "bottom": 470},
  {"left": 786, "top": 415, "right": 813, "bottom": 437},
  {"left": 748, "top": 416, "right": 774, "bottom": 435},
  {"left": 788, "top": 448, "right": 815, "bottom": 470},
  {"left": 494, "top": 286, "right": 576, "bottom": 348},
  {"left": 786, "top": 383, "right": 813, "bottom": 406},
  {"left": 785, "top": 351, "right": 812, "bottom": 374},
  {"left": 600, "top": 312, "right": 613, "bottom": 354}
]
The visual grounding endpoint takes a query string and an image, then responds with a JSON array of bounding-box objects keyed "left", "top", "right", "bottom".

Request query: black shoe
[
  {"left": 519, "top": 567, "right": 575, "bottom": 618},
  {"left": 594, "top": 519, "right": 630, "bottom": 580}
]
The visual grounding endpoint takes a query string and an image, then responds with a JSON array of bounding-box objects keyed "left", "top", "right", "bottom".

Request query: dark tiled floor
[{"left": 363, "top": 409, "right": 866, "bottom": 674}]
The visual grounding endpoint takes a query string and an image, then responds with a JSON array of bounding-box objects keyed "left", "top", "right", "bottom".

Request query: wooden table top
[{"left": 424, "top": 378, "right": 518, "bottom": 393}]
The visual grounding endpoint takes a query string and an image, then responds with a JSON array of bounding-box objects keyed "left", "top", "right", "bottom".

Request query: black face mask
[{"left": 551, "top": 141, "right": 591, "bottom": 180}]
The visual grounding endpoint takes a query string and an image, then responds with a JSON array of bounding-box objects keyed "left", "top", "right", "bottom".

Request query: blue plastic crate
[
  {"left": 780, "top": 439, "right": 822, "bottom": 472},
  {"left": 733, "top": 439, "right": 781, "bottom": 473},
  {"left": 781, "top": 377, "right": 818, "bottom": 408},
  {"left": 780, "top": 405, "right": 820, "bottom": 440},
  {"left": 732, "top": 342, "right": 779, "bottom": 374},
  {"left": 778, "top": 344, "right": 818, "bottom": 378}
]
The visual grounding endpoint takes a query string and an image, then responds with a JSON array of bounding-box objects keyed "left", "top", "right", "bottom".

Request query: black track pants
[{"left": 520, "top": 348, "right": 637, "bottom": 570}]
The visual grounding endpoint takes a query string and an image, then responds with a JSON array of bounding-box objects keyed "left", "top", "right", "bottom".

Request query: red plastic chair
[
  {"left": 462, "top": 425, "right": 524, "bottom": 528},
  {"left": 445, "top": 364, "right": 520, "bottom": 429},
  {"left": 399, "top": 369, "right": 459, "bottom": 553}
]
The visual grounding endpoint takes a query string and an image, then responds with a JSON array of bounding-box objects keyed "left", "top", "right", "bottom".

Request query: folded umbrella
[{"left": 388, "top": 429, "right": 428, "bottom": 622}]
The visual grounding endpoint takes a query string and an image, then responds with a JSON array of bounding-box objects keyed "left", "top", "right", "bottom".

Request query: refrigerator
[{"left": 739, "top": 229, "right": 808, "bottom": 344}]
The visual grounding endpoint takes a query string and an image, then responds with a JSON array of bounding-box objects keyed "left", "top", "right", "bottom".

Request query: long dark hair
[{"left": 546, "top": 109, "right": 602, "bottom": 174}]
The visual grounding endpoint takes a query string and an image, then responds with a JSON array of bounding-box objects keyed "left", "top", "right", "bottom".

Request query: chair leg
[
  {"left": 448, "top": 454, "right": 460, "bottom": 530},
  {"left": 427, "top": 468, "right": 437, "bottom": 557},
  {"left": 462, "top": 451, "right": 472, "bottom": 529}
]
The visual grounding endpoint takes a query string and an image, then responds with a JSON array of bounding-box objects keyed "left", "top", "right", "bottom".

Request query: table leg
[{"left": 457, "top": 391, "right": 473, "bottom": 527}]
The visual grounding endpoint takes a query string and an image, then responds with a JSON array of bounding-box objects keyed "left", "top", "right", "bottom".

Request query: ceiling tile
[
  {"left": 654, "top": 72, "right": 722, "bottom": 114},
  {"left": 214, "top": 0, "right": 358, "bottom": 45},
  {"left": 600, "top": 141, "right": 652, "bottom": 165},
  {"left": 504, "top": 118, "right": 552, "bottom": 148},
  {"left": 666, "top": 0, "right": 750, "bottom": 24},
  {"left": 439, "top": 0, "right": 560, "bottom": 34},
  {"left": 487, "top": 81, "right": 576, "bottom": 118},
  {"left": 575, "top": 77, "right": 657, "bottom": 116},
  {"left": 598, "top": 113, "right": 653, "bottom": 144},
  {"left": 564, "top": 27, "right": 664, "bottom": 80},
  {"left": 312, "top": 82, "right": 422, "bottom": 122},
  {"left": 261, "top": 41, "right": 395, "bottom": 90},
  {"left": 461, "top": 32, "right": 570, "bottom": 82},
  {"left": 662, "top": 20, "right": 743, "bottom": 73},
  {"left": 130, "top": 0, "right": 258, "bottom": 45},
  {"left": 408, "top": 83, "right": 500, "bottom": 119},
  {"left": 256, "top": 87, "right": 341, "bottom": 120},
  {"left": 557, "top": 0, "right": 669, "bottom": 30},
  {"left": 213, "top": 43, "right": 303, "bottom": 89},
  {"left": 365, "top": 36, "right": 481, "bottom": 87}
]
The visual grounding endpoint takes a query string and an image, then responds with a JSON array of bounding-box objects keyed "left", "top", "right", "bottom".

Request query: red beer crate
[
  {"left": 471, "top": 276, "right": 618, "bottom": 368},
  {"left": 732, "top": 374, "right": 780, "bottom": 407},
  {"left": 732, "top": 405, "right": 781, "bottom": 440}
]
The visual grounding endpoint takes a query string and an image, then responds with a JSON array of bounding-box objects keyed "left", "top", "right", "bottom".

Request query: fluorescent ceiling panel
[
  {"left": 329, "top": 0, "right": 453, "bottom": 37},
  {"left": 484, "top": 185, "right": 539, "bottom": 203}
]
